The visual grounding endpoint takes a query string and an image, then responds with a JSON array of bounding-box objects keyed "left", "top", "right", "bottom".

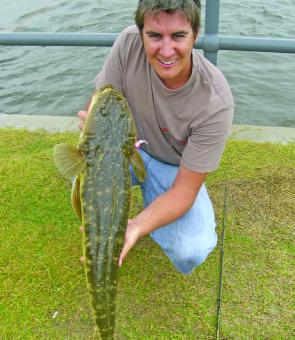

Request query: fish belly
[{"left": 81, "top": 159, "right": 131, "bottom": 339}]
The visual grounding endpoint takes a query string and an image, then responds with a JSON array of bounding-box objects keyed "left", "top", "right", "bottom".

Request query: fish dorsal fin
[
  {"left": 71, "top": 176, "right": 82, "bottom": 221},
  {"left": 53, "top": 143, "right": 86, "bottom": 179},
  {"left": 131, "top": 150, "right": 146, "bottom": 183}
]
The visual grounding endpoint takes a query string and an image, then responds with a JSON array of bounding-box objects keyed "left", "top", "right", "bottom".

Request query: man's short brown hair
[{"left": 135, "top": 0, "right": 201, "bottom": 35}]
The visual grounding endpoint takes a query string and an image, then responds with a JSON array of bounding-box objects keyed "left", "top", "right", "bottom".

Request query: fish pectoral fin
[
  {"left": 131, "top": 150, "right": 146, "bottom": 183},
  {"left": 71, "top": 176, "right": 82, "bottom": 221},
  {"left": 53, "top": 143, "right": 86, "bottom": 179}
]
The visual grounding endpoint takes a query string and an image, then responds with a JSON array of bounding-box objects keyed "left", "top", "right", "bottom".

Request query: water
[{"left": 0, "top": 0, "right": 294, "bottom": 127}]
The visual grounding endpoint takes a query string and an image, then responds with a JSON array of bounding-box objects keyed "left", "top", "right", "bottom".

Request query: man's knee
[{"left": 172, "top": 246, "right": 214, "bottom": 275}]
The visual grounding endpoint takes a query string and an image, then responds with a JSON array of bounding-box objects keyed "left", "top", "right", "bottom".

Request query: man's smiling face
[{"left": 142, "top": 10, "right": 198, "bottom": 90}]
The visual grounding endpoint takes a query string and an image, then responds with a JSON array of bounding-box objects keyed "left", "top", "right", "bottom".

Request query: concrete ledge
[
  {"left": 1, "top": 113, "right": 295, "bottom": 144},
  {"left": 231, "top": 124, "right": 295, "bottom": 144},
  {"left": 0, "top": 113, "right": 79, "bottom": 133}
]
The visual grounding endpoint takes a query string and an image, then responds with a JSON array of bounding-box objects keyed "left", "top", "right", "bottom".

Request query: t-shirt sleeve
[
  {"left": 180, "top": 106, "right": 234, "bottom": 173},
  {"left": 93, "top": 30, "right": 127, "bottom": 94}
]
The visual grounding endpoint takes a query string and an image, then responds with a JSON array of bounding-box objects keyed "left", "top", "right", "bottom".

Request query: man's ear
[
  {"left": 139, "top": 29, "right": 144, "bottom": 40},
  {"left": 194, "top": 26, "right": 201, "bottom": 40}
]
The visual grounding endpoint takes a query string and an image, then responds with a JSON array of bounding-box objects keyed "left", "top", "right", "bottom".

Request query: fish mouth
[
  {"left": 100, "top": 86, "right": 113, "bottom": 95},
  {"left": 100, "top": 84, "right": 123, "bottom": 97},
  {"left": 90, "top": 85, "right": 115, "bottom": 105}
]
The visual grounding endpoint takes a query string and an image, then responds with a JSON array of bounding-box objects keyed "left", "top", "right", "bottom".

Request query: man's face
[{"left": 142, "top": 11, "right": 198, "bottom": 90}]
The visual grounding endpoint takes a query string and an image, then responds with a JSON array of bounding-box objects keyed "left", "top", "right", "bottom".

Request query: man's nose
[{"left": 159, "top": 38, "right": 174, "bottom": 58}]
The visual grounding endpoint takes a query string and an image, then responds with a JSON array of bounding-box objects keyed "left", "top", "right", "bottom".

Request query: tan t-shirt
[{"left": 94, "top": 25, "right": 234, "bottom": 172}]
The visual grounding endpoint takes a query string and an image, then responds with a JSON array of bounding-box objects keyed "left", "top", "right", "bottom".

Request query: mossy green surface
[{"left": 0, "top": 128, "right": 294, "bottom": 339}]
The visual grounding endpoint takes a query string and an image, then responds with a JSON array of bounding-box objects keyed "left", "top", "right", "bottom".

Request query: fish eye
[
  {"left": 119, "top": 103, "right": 128, "bottom": 117},
  {"left": 100, "top": 107, "right": 108, "bottom": 117}
]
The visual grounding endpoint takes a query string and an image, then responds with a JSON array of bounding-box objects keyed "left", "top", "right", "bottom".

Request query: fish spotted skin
[
  {"left": 53, "top": 85, "right": 145, "bottom": 339},
  {"left": 79, "top": 85, "right": 136, "bottom": 339}
]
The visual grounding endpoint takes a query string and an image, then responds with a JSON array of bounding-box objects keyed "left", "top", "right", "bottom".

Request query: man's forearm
[
  {"left": 134, "top": 184, "right": 202, "bottom": 238},
  {"left": 118, "top": 168, "right": 207, "bottom": 266}
]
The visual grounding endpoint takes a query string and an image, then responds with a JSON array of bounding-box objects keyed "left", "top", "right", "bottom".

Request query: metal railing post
[{"left": 204, "top": 0, "right": 221, "bottom": 65}]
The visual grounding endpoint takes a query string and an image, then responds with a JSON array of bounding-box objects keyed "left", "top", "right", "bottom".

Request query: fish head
[{"left": 79, "top": 85, "right": 136, "bottom": 163}]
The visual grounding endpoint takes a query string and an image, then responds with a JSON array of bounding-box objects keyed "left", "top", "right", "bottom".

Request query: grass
[{"left": 0, "top": 128, "right": 294, "bottom": 339}]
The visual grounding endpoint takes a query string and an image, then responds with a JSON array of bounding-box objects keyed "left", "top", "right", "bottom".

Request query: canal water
[{"left": 0, "top": 0, "right": 294, "bottom": 126}]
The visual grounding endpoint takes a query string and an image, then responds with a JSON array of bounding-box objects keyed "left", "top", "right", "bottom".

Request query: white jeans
[{"left": 130, "top": 149, "right": 217, "bottom": 275}]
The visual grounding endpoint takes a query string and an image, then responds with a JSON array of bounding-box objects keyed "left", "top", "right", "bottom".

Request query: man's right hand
[{"left": 77, "top": 110, "right": 88, "bottom": 131}]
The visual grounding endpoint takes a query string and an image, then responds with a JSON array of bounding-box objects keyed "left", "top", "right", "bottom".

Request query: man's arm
[{"left": 118, "top": 166, "right": 207, "bottom": 266}]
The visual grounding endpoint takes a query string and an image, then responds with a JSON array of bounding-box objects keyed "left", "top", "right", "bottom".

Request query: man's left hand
[{"left": 118, "top": 218, "right": 142, "bottom": 267}]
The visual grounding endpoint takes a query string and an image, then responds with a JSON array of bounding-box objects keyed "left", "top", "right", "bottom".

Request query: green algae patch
[{"left": 0, "top": 128, "right": 294, "bottom": 339}]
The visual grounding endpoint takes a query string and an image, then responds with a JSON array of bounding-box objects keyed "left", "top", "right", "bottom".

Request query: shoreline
[{"left": 1, "top": 113, "right": 295, "bottom": 144}]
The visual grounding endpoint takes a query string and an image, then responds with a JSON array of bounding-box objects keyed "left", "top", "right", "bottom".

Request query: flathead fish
[{"left": 53, "top": 85, "right": 146, "bottom": 339}]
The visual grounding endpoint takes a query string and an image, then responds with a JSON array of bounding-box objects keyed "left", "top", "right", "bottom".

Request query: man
[{"left": 78, "top": 0, "right": 234, "bottom": 274}]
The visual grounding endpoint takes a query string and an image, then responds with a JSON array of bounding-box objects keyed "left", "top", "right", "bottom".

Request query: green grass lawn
[{"left": 0, "top": 128, "right": 294, "bottom": 339}]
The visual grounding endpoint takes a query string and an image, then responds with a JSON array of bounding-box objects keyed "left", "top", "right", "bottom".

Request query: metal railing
[{"left": 0, "top": 0, "right": 294, "bottom": 66}]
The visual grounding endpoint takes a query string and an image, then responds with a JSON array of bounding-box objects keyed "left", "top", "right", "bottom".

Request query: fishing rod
[{"left": 216, "top": 185, "right": 228, "bottom": 340}]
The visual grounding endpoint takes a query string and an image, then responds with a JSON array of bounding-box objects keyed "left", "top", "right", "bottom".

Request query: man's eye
[
  {"left": 173, "top": 34, "right": 185, "bottom": 39},
  {"left": 147, "top": 33, "right": 160, "bottom": 39}
]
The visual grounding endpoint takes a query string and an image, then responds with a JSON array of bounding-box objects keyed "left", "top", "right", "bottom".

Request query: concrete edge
[
  {"left": 1, "top": 113, "right": 295, "bottom": 144},
  {"left": 0, "top": 114, "right": 79, "bottom": 133},
  {"left": 230, "top": 124, "right": 295, "bottom": 144}
]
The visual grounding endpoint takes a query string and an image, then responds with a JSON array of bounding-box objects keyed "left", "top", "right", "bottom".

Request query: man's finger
[
  {"left": 118, "top": 242, "right": 131, "bottom": 267},
  {"left": 77, "top": 110, "right": 88, "bottom": 120},
  {"left": 78, "top": 122, "right": 84, "bottom": 131},
  {"left": 118, "top": 248, "right": 126, "bottom": 267}
]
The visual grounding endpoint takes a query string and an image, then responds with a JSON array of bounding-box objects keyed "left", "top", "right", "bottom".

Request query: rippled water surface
[{"left": 0, "top": 0, "right": 294, "bottom": 126}]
